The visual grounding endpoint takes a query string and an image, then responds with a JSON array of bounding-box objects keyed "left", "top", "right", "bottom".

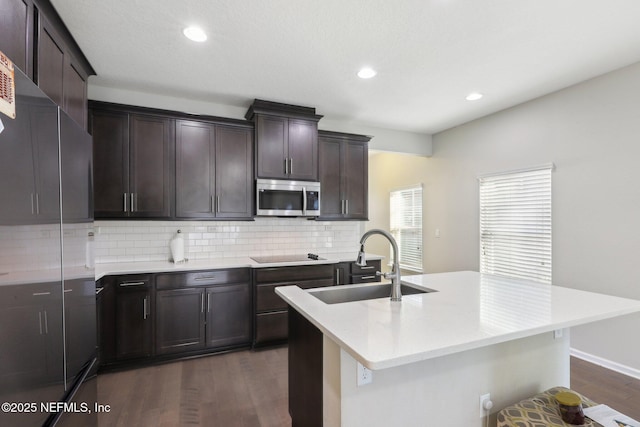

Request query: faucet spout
[{"left": 356, "top": 229, "right": 402, "bottom": 301}]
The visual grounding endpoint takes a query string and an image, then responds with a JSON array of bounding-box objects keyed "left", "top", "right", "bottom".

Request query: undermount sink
[{"left": 310, "top": 282, "right": 435, "bottom": 305}]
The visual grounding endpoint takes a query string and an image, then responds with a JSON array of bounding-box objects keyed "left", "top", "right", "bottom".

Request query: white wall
[{"left": 427, "top": 61, "right": 640, "bottom": 372}]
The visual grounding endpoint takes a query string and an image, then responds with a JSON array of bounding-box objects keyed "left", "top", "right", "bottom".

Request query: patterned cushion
[{"left": 497, "top": 386, "right": 600, "bottom": 427}]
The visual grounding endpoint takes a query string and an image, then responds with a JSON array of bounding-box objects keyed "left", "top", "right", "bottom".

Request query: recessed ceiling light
[
  {"left": 357, "top": 67, "right": 377, "bottom": 79},
  {"left": 465, "top": 92, "right": 483, "bottom": 101},
  {"left": 183, "top": 26, "right": 207, "bottom": 42}
]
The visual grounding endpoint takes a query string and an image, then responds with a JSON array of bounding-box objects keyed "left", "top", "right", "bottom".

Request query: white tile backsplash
[{"left": 93, "top": 218, "right": 364, "bottom": 264}]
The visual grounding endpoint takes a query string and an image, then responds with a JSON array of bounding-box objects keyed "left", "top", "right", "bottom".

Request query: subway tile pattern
[{"left": 93, "top": 218, "right": 363, "bottom": 264}]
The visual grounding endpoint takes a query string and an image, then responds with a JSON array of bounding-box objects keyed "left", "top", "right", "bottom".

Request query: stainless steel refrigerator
[{"left": 0, "top": 65, "right": 96, "bottom": 427}]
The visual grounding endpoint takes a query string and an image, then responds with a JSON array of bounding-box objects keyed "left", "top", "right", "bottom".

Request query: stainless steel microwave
[{"left": 256, "top": 179, "right": 321, "bottom": 217}]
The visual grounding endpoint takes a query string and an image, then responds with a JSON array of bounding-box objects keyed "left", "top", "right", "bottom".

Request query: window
[
  {"left": 390, "top": 185, "right": 423, "bottom": 272},
  {"left": 479, "top": 165, "right": 553, "bottom": 284}
]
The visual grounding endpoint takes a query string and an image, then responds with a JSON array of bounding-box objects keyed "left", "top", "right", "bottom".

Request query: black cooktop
[{"left": 250, "top": 253, "right": 325, "bottom": 263}]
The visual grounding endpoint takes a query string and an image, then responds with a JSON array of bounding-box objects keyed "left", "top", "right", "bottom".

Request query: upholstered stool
[{"left": 497, "top": 386, "right": 601, "bottom": 427}]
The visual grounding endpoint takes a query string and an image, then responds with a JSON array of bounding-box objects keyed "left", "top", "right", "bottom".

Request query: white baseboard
[{"left": 571, "top": 348, "right": 640, "bottom": 381}]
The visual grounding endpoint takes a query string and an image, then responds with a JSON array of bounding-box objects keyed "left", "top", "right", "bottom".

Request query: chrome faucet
[{"left": 356, "top": 229, "right": 402, "bottom": 301}]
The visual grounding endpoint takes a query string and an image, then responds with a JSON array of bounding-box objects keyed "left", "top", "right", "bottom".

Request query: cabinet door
[
  {"left": 0, "top": 0, "right": 33, "bottom": 76},
  {"left": 318, "top": 137, "right": 343, "bottom": 218},
  {"left": 63, "top": 59, "right": 88, "bottom": 130},
  {"left": 215, "top": 126, "right": 253, "bottom": 218},
  {"left": 176, "top": 120, "right": 215, "bottom": 218},
  {"left": 342, "top": 141, "right": 368, "bottom": 219},
  {"left": 256, "top": 115, "right": 288, "bottom": 179},
  {"left": 91, "top": 110, "right": 129, "bottom": 218},
  {"left": 156, "top": 288, "right": 205, "bottom": 354},
  {"left": 129, "top": 114, "right": 173, "bottom": 218},
  {"left": 287, "top": 118, "right": 318, "bottom": 181},
  {"left": 37, "top": 17, "right": 64, "bottom": 106},
  {"left": 115, "top": 289, "right": 152, "bottom": 360},
  {"left": 206, "top": 283, "right": 251, "bottom": 348}
]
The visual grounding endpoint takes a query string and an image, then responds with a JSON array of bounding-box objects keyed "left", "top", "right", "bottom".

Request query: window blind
[
  {"left": 390, "top": 185, "right": 423, "bottom": 272},
  {"left": 479, "top": 166, "right": 552, "bottom": 284}
]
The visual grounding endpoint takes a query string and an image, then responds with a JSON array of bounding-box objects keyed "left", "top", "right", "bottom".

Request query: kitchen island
[{"left": 275, "top": 271, "right": 640, "bottom": 426}]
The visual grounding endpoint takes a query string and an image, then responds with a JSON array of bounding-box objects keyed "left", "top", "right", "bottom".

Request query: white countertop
[
  {"left": 95, "top": 252, "right": 384, "bottom": 280},
  {"left": 275, "top": 271, "right": 640, "bottom": 370}
]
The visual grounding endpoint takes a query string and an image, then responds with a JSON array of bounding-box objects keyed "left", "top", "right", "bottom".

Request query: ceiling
[{"left": 51, "top": 0, "right": 640, "bottom": 135}]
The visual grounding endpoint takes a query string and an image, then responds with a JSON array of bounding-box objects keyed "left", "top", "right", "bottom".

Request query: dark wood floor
[
  {"left": 570, "top": 356, "right": 640, "bottom": 421},
  {"left": 97, "top": 350, "right": 640, "bottom": 426},
  {"left": 97, "top": 347, "right": 290, "bottom": 427}
]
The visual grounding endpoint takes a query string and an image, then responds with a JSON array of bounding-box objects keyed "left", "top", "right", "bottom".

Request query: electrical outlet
[
  {"left": 479, "top": 393, "right": 492, "bottom": 418},
  {"left": 554, "top": 329, "right": 563, "bottom": 339},
  {"left": 357, "top": 362, "right": 373, "bottom": 386}
]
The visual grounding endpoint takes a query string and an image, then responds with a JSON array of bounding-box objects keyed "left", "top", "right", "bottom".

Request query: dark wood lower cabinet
[
  {"left": 115, "top": 287, "right": 152, "bottom": 360},
  {"left": 206, "top": 283, "right": 251, "bottom": 348},
  {"left": 99, "top": 269, "right": 252, "bottom": 370},
  {"left": 156, "top": 288, "right": 205, "bottom": 355},
  {"left": 253, "top": 265, "right": 334, "bottom": 346}
]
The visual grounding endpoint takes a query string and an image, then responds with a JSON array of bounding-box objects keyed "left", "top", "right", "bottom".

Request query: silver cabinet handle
[
  {"left": 201, "top": 293, "right": 205, "bottom": 313},
  {"left": 64, "top": 289, "right": 73, "bottom": 293},
  {"left": 119, "top": 281, "right": 146, "bottom": 287},
  {"left": 194, "top": 276, "right": 217, "bottom": 281},
  {"left": 284, "top": 158, "right": 288, "bottom": 174},
  {"left": 207, "top": 293, "right": 211, "bottom": 313},
  {"left": 131, "top": 193, "right": 135, "bottom": 213},
  {"left": 124, "top": 193, "right": 128, "bottom": 212},
  {"left": 210, "top": 195, "right": 214, "bottom": 213},
  {"left": 359, "top": 266, "right": 375, "bottom": 270},
  {"left": 216, "top": 196, "right": 220, "bottom": 213},
  {"left": 361, "top": 276, "right": 376, "bottom": 280},
  {"left": 336, "top": 268, "right": 341, "bottom": 285},
  {"left": 143, "top": 297, "right": 148, "bottom": 319},
  {"left": 35, "top": 193, "right": 40, "bottom": 215},
  {"left": 43, "top": 310, "right": 48, "bottom": 334},
  {"left": 39, "top": 312, "right": 43, "bottom": 334},
  {"left": 345, "top": 199, "right": 348, "bottom": 215},
  {"left": 289, "top": 158, "right": 293, "bottom": 175},
  {"left": 31, "top": 193, "right": 35, "bottom": 215},
  {"left": 32, "top": 291, "right": 51, "bottom": 296}
]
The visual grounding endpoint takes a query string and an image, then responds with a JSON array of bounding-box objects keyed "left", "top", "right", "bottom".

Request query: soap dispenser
[{"left": 170, "top": 230, "right": 186, "bottom": 263}]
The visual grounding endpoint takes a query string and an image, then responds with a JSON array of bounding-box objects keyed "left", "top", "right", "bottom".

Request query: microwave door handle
[{"left": 302, "top": 187, "right": 307, "bottom": 216}]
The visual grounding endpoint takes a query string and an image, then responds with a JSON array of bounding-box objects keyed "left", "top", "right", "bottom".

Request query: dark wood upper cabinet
[
  {"left": 215, "top": 125, "right": 253, "bottom": 218},
  {"left": 63, "top": 59, "right": 89, "bottom": 129},
  {"left": 318, "top": 130, "right": 371, "bottom": 220},
  {"left": 1, "top": 0, "right": 94, "bottom": 128},
  {"left": 37, "top": 17, "right": 64, "bottom": 106},
  {"left": 246, "top": 99, "right": 322, "bottom": 181},
  {"left": 176, "top": 120, "right": 253, "bottom": 219},
  {"left": 90, "top": 104, "right": 174, "bottom": 219},
  {"left": 0, "top": 0, "right": 34, "bottom": 77},
  {"left": 129, "top": 114, "right": 174, "bottom": 218},
  {"left": 91, "top": 109, "right": 129, "bottom": 218}
]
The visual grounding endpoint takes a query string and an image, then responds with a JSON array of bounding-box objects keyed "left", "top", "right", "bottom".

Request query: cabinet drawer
[
  {"left": 351, "top": 260, "right": 381, "bottom": 275},
  {"left": 256, "top": 278, "right": 334, "bottom": 312},
  {"left": 256, "top": 283, "right": 288, "bottom": 312},
  {"left": 156, "top": 268, "right": 250, "bottom": 289},
  {"left": 255, "top": 311, "right": 288, "bottom": 344},
  {"left": 254, "top": 264, "right": 334, "bottom": 284},
  {"left": 110, "top": 274, "right": 153, "bottom": 291},
  {"left": 349, "top": 274, "right": 382, "bottom": 284}
]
